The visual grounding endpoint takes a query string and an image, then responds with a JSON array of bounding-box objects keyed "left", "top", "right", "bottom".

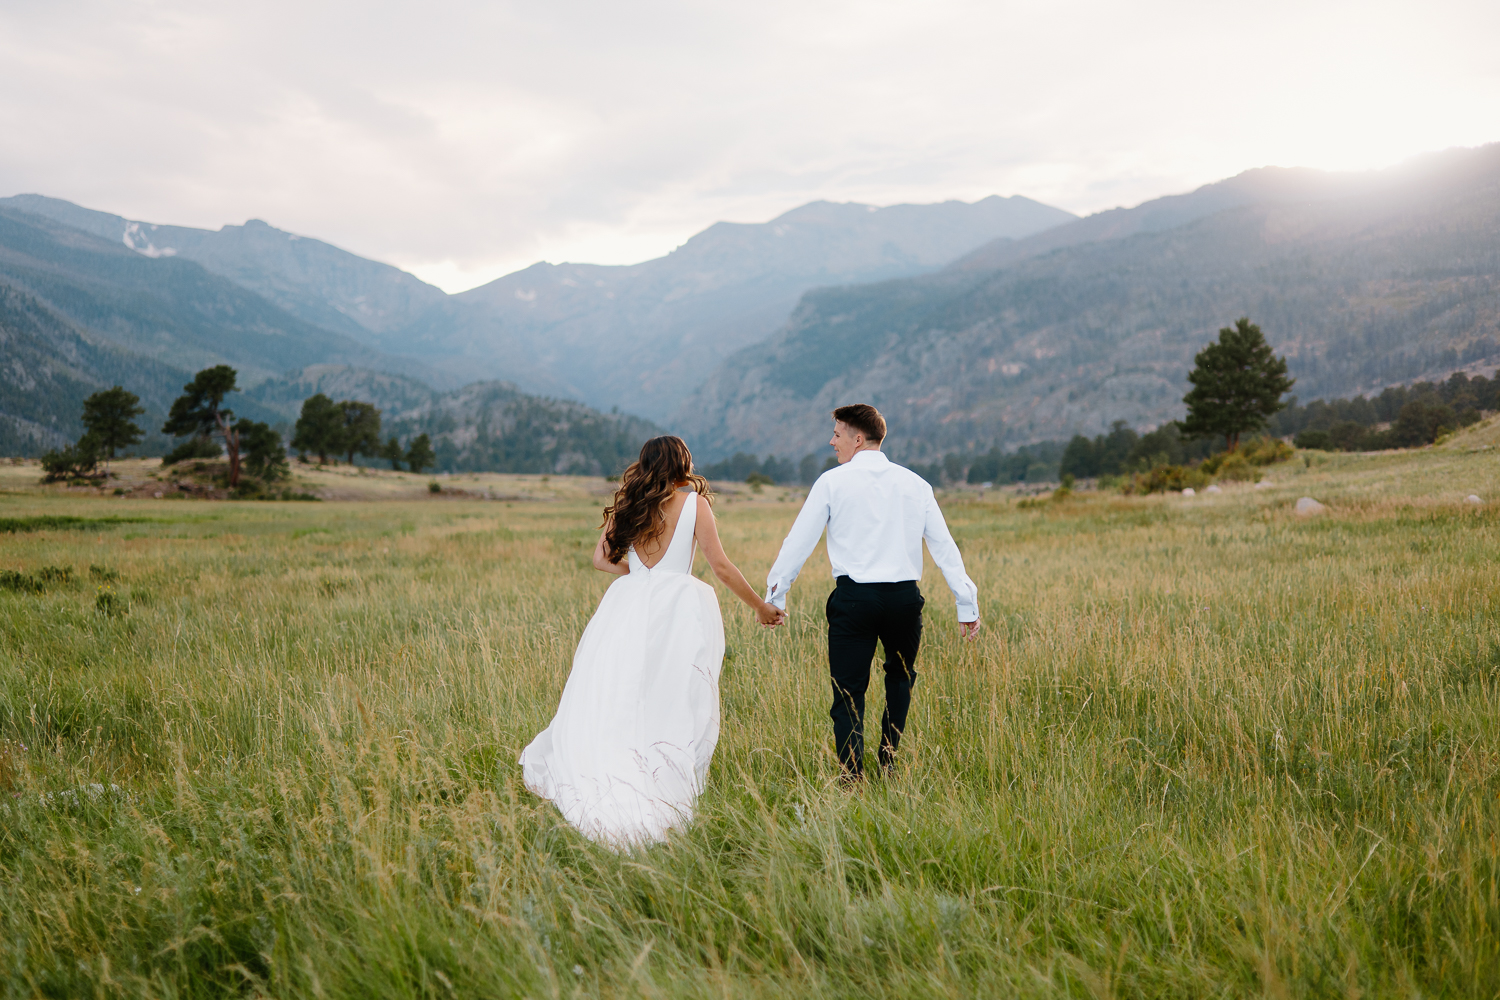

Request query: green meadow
[{"left": 2, "top": 431, "right": 1499, "bottom": 998}]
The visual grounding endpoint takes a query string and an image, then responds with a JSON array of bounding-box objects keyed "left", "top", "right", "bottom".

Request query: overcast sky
[{"left": 2, "top": 0, "right": 1496, "bottom": 292}]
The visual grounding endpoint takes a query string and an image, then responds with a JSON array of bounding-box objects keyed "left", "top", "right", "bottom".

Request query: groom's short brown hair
[{"left": 832, "top": 404, "right": 886, "bottom": 443}]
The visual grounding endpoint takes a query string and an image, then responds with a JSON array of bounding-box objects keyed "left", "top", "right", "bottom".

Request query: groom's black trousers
[{"left": 826, "top": 576, "right": 924, "bottom": 777}]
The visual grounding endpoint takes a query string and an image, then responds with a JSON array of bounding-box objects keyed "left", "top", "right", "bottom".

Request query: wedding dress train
[{"left": 520, "top": 491, "right": 725, "bottom": 846}]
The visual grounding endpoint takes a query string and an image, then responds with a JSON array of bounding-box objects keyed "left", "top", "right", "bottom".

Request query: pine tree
[
  {"left": 162, "top": 366, "right": 242, "bottom": 486},
  {"left": 80, "top": 386, "right": 145, "bottom": 472},
  {"left": 405, "top": 433, "right": 436, "bottom": 474},
  {"left": 1181, "top": 318, "right": 1294, "bottom": 451},
  {"left": 236, "top": 420, "right": 288, "bottom": 482},
  {"left": 382, "top": 436, "right": 405, "bottom": 471},
  {"left": 292, "top": 394, "right": 342, "bottom": 465},
  {"left": 337, "top": 402, "right": 382, "bottom": 466}
]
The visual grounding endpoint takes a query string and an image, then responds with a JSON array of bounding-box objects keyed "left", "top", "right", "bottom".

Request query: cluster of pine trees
[
  {"left": 40, "top": 366, "right": 289, "bottom": 492},
  {"left": 290, "top": 394, "right": 434, "bottom": 473}
]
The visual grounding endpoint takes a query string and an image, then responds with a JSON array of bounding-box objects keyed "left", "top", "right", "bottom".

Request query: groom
[{"left": 765, "top": 404, "right": 981, "bottom": 780}]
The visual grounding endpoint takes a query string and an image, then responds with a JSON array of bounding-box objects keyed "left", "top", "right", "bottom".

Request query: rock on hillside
[
  {"left": 678, "top": 145, "right": 1500, "bottom": 462},
  {"left": 395, "top": 196, "right": 1076, "bottom": 419}
]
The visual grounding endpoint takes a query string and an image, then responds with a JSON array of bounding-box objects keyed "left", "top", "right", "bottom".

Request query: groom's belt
[{"left": 834, "top": 576, "right": 920, "bottom": 591}]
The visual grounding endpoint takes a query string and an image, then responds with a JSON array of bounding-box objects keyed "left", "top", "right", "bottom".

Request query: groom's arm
[
  {"left": 764, "top": 478, "right": 832, "bottom": 611},
  {"left": 922, "top": 491, "right": 980, "bottom": 625}
]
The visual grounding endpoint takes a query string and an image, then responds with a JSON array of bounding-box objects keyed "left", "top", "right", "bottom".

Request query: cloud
[{"left": 1, "top": 0, "right": 1496, "bottom": 291}]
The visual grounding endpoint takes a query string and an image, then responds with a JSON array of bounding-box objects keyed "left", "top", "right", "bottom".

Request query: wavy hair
[{"left": 601, "top": 436, "right": 712, "bottom": 563}]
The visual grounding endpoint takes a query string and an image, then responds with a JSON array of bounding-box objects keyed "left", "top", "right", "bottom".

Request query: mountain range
[
  {"left": 4, "top": 193, "right": 1073, "bottom": 423},
  {"left": 678, "top": 145, "right": 1500, "bottom": 460},
  {"left": 4, "top": 143, "right": 1499, "bottom": 470},
  {"left": 0, "top": 190, "right": 1076, "bottom": 462}
]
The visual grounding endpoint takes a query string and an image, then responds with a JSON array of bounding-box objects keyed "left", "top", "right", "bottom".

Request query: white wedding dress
[{"left": 520, "top": 491, "right": 726, "bottom": 846}]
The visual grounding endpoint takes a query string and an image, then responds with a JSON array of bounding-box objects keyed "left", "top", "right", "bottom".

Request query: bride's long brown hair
[{"left": 601, "top": 436, "right": 713, "bottom": 563}]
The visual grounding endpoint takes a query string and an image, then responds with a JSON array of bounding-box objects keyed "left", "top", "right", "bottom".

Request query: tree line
[
  {"left": 1266, "top": 371, "right": 1496, "bottom": 451},
  {"left": 37, "top": 365, "right": 437, "bottom": 492},
  {"left": 40, "top": 366, "right": 289, "bottom": 491}
]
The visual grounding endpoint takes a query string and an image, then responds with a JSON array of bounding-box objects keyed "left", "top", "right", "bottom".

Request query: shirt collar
[{"left": 850, "top": 449, "right": 889, "bottom": 466}]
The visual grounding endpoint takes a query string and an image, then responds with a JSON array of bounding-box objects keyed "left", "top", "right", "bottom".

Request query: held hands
[
  {"left": 959, "top": 617, "right": 982, "bottom": 641},
  {"left": 756, "top": 601, "right": 787, "bottom": 628}
]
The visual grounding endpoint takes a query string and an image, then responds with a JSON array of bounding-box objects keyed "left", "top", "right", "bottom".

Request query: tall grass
[{"left": 1, "top": 449, "right": 1498, "bottom": 997}]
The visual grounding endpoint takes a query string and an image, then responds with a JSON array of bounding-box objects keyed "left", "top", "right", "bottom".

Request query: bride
[{"left": 520, "top": 435, "right": 785, "bottom": 846}]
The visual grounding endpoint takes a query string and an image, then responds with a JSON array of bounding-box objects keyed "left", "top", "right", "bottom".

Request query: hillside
[
  {"left": 244, "top": 365, "right": 440, "bottom": 423},
  {"left": 678, "top": 144, "right": 1500, "bottom": 461},
  {"left": 0, "top": 281, "right": 290, "bottom": 454},
  {"left": 384, "top": 381, "right": 660, "bottom": 476},
  {"left": 0, "top": 205, "right": 435, "bottom": 388},
  {"left": 0, "top": 195, "right": 450, "bottom": 344}
]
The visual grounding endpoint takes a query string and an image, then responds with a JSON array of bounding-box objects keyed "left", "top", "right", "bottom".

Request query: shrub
[
  {"left": 429, "top": 481, "right": 443, "bottom": 494},
  {"left": 1294, "top": 429, "right": 1331, "bottom": 450},
  {"left": 1241, "top": 437, "right": 1295, "bottom": 466},
  {"left": 746, "top": 471, "right": 773, "bottom": 490},
  {"left": 1214, "top": 452, "right": 1256, "bottom": 481},
  {"left": 0, "top": 566, "right": 72, "bottom": 593},
  {"left": 94, "top": 584, "right": 127, "bottom": 616},
  {"left": 162, "top": 436, "right": 221, "bottom": 466},
  {"left": 1121, "top": 465, "right": 1211, "bottom": 494},
  {"left": 40, "top": 437, "right": 101, "bottom": 482},
  {"left": 0, "top": 570, "right": 44, "bottom": 593}
]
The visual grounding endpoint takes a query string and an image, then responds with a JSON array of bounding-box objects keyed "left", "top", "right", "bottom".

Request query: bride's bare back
[{"left": 631, "top": 492, "right": 691, "bottom": 569}]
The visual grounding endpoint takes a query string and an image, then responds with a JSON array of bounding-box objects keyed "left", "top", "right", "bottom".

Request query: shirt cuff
[
  {"left": 767, "top": 588, "right": 787, "bottom": 610},
  {"left": 956, "top": 600, "right": 979, "bottom": 623}
]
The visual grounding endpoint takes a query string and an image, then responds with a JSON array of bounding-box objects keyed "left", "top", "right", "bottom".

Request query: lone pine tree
[
  {"left": 163, "top": 366, "right": 243, "bottom": 486},
  {"left": 1181, "top": 318, "right": 1294, "bottom": 451}
]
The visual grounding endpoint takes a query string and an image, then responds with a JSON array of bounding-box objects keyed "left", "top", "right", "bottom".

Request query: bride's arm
[
  {"left": 693, "top": 495, "right": 784, "bottom": 626},
  {"left": 592, "top": 526, "right": 629, "bottom": 576}
]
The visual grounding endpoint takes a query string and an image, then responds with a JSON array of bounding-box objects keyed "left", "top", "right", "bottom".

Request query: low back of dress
[{"left": 627, "top": 490, "right": 696, "bottom": 575}]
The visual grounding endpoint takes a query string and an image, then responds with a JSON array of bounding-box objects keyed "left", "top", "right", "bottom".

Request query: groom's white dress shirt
[{"left": 764, "top": 449, "right": 979, "bottom": 621}]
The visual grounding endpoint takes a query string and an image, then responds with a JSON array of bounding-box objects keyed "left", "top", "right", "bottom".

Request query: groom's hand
[{"left": 959, "top": 618, "right": 981, "bottom": 640}]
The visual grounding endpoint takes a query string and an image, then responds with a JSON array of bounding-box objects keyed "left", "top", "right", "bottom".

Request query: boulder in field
[
  {"left": 1182, "top": 487, "right": 1196, "bottom": 497},
  {"left": 1467, "top": 494, "right": 1483, "bottom": 505},
  {"left": 1295, "top": 497, "right": 1326, "bottom": 516},
  {"left": 1205, "top": 484, "right": 1222, "bottom": 494}
]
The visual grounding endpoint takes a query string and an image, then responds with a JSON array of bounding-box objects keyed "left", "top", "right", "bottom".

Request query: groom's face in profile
[{"left": 830, "top": 420, "right": 866, "bottom": 464}]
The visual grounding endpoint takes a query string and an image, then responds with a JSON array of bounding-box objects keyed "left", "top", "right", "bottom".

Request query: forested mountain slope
[
  {"left": 384, "top": 382, "right": 660, "bottom": 475},
  {"left": 678, "top": 145, "right": 1500, "bottom": 461},
  {"left": 0, "top": 282, "right": 284, "bottom": 454}
]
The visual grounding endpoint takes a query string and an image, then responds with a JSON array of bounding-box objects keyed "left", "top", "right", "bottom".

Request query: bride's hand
[{"left": 756, "top": 602, "right": 785, "bottom": 627}]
